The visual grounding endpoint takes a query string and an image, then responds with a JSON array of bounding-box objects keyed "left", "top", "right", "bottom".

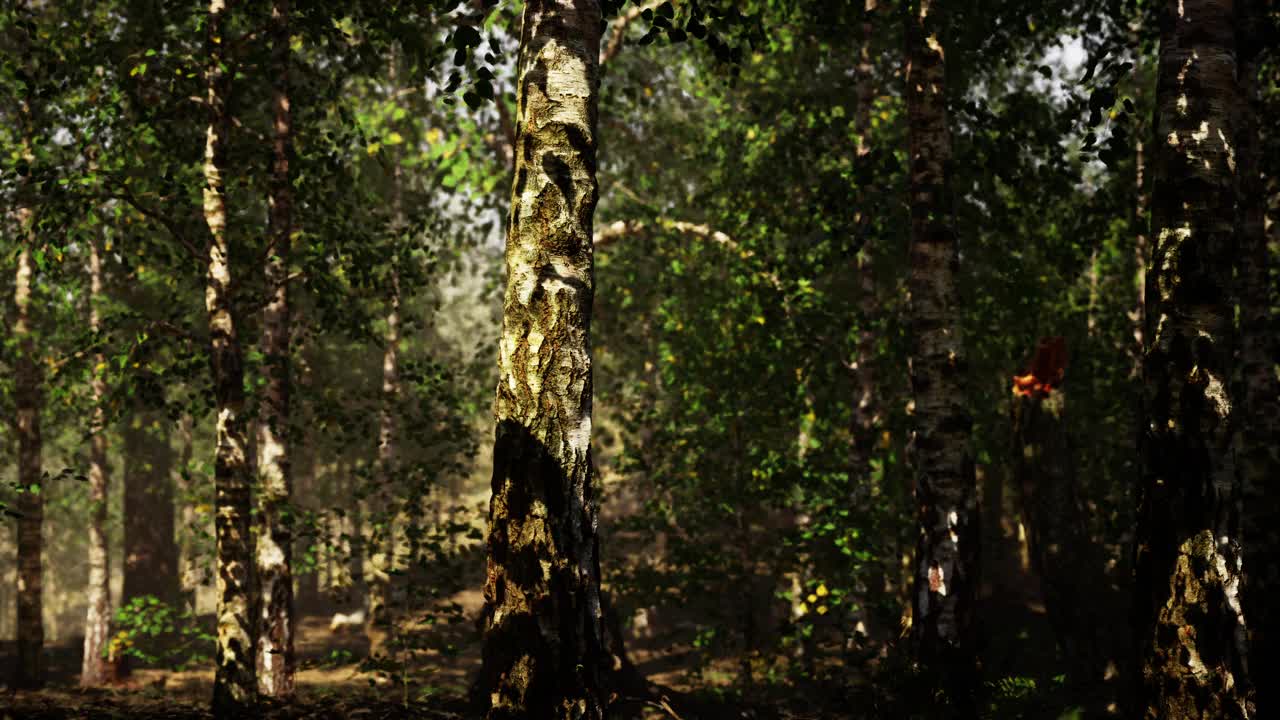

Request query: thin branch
[
  {"left": 593, "top": 217, "right": 784, "bottom": 291},
  {"left": 600, "top": 1, "right": 663, "bottom": 66},
  {"left": 112, "top": 185, "right": 204, "bottom": 259}
]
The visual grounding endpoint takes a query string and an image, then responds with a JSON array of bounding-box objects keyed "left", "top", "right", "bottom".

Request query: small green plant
[{"left": 111, "top": 595, "right": 213, "bottom": 672}]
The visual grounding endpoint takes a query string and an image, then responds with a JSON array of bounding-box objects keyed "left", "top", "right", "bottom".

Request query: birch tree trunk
[
  {"left": 904, "top": 0, "right": 978, "bottom": 710},
  {"left": 1134, "top": 1, "right": 1253, "bottom": 716},
  {"left": 204, "top": 0, "right": 257, "bottom": 710},
  {"left": 255, "top": 0, "right": 295, "bottom": 698},
  {"left": 475, "top": 2, "right": 607, "bottom": 717},
  {"left": 13, "top": 232, "right": 45, "bottom": 690},
  {"left": 81, "top": 234, "right": 113, "bottom": 687},
  {"left": 1236, "top": 3, "right": 1276, "bottom": 716},
  {"left": 367, "top": 46, "right": 404, "bottom": 659}
]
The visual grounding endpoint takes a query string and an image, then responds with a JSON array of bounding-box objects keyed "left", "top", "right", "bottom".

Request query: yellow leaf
[
  {"left": 366, "top": 142, "right": 381, "bottom": 156},
  {"left": 816, "top": 584, "right": 829, "bottom": 597},
  {"left": 806, "top": 593, "right": 817, "bottom": 603},
  {"left": 798, "top": 602, "right": 809, "bottom": 615},
  {"left": 386, "top": 131, "right": 404, "bottom": 145},
  {"left": 746, "top": 128, "right": 757, "bottom": 141},
  {"left": 817, "top": 605, "right": 828, "bottom": 615}
]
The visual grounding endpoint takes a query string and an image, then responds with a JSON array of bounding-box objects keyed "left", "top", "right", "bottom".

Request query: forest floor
[
  {"left": 1, "top": 586, "right": 842, "bottom": 720},
  {"left": 2, "top": 476, "right": 1113, "bottom": 719}
]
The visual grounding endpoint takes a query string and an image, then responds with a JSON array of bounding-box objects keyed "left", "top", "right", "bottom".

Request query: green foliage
[{"left": 111, "top": 596, "right": 215, "bottom": 672}]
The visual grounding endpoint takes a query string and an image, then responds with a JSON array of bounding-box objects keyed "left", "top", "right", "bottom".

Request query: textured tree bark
[
  {"left": 1011, "top": 387, "right": 1112, "bottom": 687},
  {"left": 904, "top": 0, "right": 979, "bottom": 711},
  {"left": 256, "top": 0, "right": 295, "bottom": 698},
  {"left": 13, "top": 233, "right": 45, "bottom": 690},
  {"left": 204, "top": 0, "right": 257, "bottom": 711},
  {"left": 1236, "top": 5, "right": 1277, "bottom": 716},
  {"left": 81, "top": 234, "right": 113, "bottom": 687},
  {"left": 1134, "top": 1, "right": 1254, "bottom": 717},
  {"left": 475, "top": 1, "right": 607, "bottom": 717}
]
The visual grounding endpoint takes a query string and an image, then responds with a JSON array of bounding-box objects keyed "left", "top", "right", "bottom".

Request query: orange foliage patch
[{"left": 1012, "top": 336, "right": 1067, "bottom": 398}]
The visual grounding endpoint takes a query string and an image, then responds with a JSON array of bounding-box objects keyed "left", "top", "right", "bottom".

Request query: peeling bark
[
  {"left": 204, "top": 0, "right": 257, "bottom": 710},
  {"left": 256, "top": 0, "right": 295, "bottom": 698},
  {"left": 81, "top": 234, "right": 113, "bottom": 687},
  {"left": 904, "top": 0, "right": 979, "bottom": 710},
  {"left": 13, "top": 231, "right": 45, "bottom": 690},
  {"left": 475, "top": 2, "right": 607, "bottom": 718},
  {"left": 1134, "top": 1, "right": 1254, "bottom": 717}
]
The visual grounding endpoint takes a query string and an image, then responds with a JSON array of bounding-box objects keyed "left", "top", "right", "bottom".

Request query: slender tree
[
  {"left": 475, "top": 1, "right": 607, "bottom": 717},
  {"left": 13, "top": 231, "right": 45, "bottom": 691},
  {"left": 203, "top": 0, "right": 257, "bottom": 710},
  {"left": 850, "top": 0, "right": 880, "bottom": 479},
  {"left": 1133, "top": 0, "right": 1254, "bottom": 717},
  {"left": 81, "top": 233, "right": 112, "bottom": 687},
  {"left": 903, "top": 0, "right": 978, "bottom": 709},
  {"left": 255, "top": 0, "right": 296, "bottom": 698},
  {"left": 366, "top": 48, "right": 405, "bottom": 661}
]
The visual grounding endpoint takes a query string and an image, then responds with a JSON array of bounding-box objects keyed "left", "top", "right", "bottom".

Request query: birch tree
[
  {"left": 475, "top": 1, "right": 607, "bottom": 717},
  {"left": 1134, "top": 0, "right": 1254, "bottom": 716},
  {"left": 256, "top": 0, "right": 296, "bottom": 698},
  {"left": 904, "top": 0, "right": 978, "bottom": 709},
  {"left": 204, "top": 0, "right": 257, "bottom": 710}
]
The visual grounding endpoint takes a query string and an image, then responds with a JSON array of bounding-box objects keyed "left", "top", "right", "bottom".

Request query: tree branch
[
  {"left": 593, "top": 217, "right": 783, "bottom": 290},
  {"left": 111, "top": 185, "right": 204, "bottom": 259},
  {"left": 600, "top": 1, "right": 663, "bottom": 66}
]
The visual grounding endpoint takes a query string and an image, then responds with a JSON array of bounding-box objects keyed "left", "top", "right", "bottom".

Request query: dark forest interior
[{"left": 1, "top": 0, "right": 1278, "bottom": 718}]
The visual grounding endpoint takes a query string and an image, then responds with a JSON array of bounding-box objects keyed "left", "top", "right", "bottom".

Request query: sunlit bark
[
  {"left": 476, "top": 1, "right": 607, "bottom": 717},
  {"left": 904, "top": 0, "right": 979, "bottom": 710},
  {"left": 255, "top": 0, "right": 296, "bottom": 699},
  {"left": 81, "top": 234, "right": 112, "bottom": 687},
  {"left": 1134, "top": 1, "right": 1254, "bottom": 716},
  {"left": 204, "top": 0, "right": 257, "bottom": 710}
]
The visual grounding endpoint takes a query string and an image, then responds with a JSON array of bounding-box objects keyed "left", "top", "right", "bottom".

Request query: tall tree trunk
[
  {"left": 367, "top": 268, "right": 399, "bottom": 659},
  {"left": 1236, "top": 4, "right": 1276, "bottom": 716},
  {"left": 904, "top": 0, "right": 978, "bottom": 711},
  {"left": 121, "top": 412, "right": 179, "bottom": 608},
  {"left": 204, "top": 0, "right": 257, "bottom": 710},
  {"left": 1134, "top": 1, "right": 1253, "bottom": 717},
  {"left": 475, "top": 2, "right": 606, "bottom": 718},
  {"left": 851, "top": 0, "right": 880, "bottom": 479},
  {"left": 255, "top": 0, "right": 295, "bottom": 698},
  {"left": 13, "top": 234, "right": 45, "bottom": 690},
  {"left": 367, "top": 47, "right": 404, "bottom": 659},
  {"left": 81, "top": 234, "right": 113, "bottom": 687}
]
